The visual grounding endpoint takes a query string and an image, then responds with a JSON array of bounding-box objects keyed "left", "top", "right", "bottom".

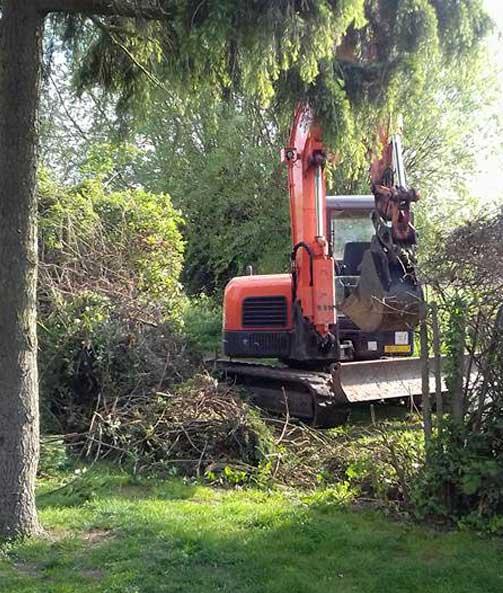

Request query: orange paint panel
[{"left": 223, "top": 274, "right": 293, "bottom": 331}]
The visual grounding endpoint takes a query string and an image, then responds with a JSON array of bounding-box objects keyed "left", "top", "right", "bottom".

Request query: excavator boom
[{"left": 283, "top": 106, "right": 335, "bottom": 337}]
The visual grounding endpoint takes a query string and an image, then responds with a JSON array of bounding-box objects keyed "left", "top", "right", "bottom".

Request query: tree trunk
[{"left": 0, "top": 0, "right": 43, "bottom": 539}]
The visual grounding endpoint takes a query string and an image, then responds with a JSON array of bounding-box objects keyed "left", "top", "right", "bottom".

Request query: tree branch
[
  {"left": 88, "top": 15, "right": 174, "bottom": 97},
  {"left": 37, "top": 0, "right": 168, "bottom": 19}
]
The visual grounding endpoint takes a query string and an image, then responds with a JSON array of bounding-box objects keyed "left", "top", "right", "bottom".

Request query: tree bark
[{"left": 0, "top": 0, "right": 43, "bottom": 539}]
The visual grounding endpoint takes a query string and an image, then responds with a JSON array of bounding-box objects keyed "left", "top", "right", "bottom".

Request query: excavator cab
[{"left": 327, "top": 195, "right": 415, "bottom": 360}]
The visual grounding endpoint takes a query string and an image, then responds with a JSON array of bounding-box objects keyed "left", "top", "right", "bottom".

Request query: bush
[
  {"left": 183, "top": 294, "right": 223, "bottom": 356},
  {"left": 39, "top": 294, "right": 195, "bottom": 433},
  {"left": 344, "top": 425, "right": 424, "bottom": 506},
  {"left": 412, "top": 420, "right": 503, "bottom": 530},
  {"left": 415, "top": 209, "right": 503, "bottom": 531},
  {"left": 38, "top": 170, "right": 186, "bottom": 317},
  {"left": 39, "top": 437, "right": 70, "bottom": 476},
  {"left": 37, "top": 169, "right": 193, "bottom": 432}
]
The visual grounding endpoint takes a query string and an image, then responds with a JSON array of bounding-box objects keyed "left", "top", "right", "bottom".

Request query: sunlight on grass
[{"left": 1, "top": 469, "right": 503, "bottom": 593}]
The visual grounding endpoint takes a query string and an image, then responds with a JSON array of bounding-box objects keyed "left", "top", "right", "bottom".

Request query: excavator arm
[
  {"left": 338, "top": 128, "right": 422, "bottom": 332},
  {"left": 370, "top": 129, "right": 419, "bottom": 245}
]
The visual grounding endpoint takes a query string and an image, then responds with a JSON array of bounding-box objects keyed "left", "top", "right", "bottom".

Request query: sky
[
  {"left": 485, "top": 0, "right": 503, "bottom": 29},
  {"left": 472, "top": 0, "right": 503, "bottom": 204}
]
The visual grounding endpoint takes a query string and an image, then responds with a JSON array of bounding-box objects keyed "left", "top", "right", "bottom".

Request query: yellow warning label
[{"left": 384, "top": 344, "right": 411, "bottom": 354}]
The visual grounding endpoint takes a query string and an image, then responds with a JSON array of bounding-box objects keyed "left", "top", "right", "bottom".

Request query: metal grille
[
  {"left": 242, "top": 296, "right": 288, "bottom": 328},
  {"left": 224, "top": 331, "right": 290, "bottom": 357}
]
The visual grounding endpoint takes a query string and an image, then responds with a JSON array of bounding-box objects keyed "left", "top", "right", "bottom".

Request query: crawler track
[{"left": 210, "top": 356, "right": 440, "bottom": 427}]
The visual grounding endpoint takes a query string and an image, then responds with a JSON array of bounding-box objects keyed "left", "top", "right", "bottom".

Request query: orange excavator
[{"left": 215, "top": 105, "right": 425, "bottom": 426}]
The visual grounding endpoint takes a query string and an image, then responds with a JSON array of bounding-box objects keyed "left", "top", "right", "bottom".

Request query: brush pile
[
  {"left": 79, "top": 373, "right": 275, "bottom": 477},
  {"left": 75, "top": 369, "right": 418, "bottom": 498}
]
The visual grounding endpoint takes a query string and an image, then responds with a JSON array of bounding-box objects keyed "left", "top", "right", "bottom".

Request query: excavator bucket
[
  {"left": 339, "top": 247, "right": 422, "bottom": 332},
  {"left": 336, "top": 129, "right": 422, "bottom": 334}
]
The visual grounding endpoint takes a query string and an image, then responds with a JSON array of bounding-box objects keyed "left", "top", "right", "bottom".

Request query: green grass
[{"left": 1, "top": 468, "right": 503, "bottom": 593}]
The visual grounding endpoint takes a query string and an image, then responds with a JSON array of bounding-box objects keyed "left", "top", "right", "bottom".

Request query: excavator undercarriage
[{"left": 212, "top": 356, "right": 440, "bottom": 427}]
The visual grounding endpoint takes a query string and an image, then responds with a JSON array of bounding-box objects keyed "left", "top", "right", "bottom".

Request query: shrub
[
  {"left": 182, "top": 294, "right": 223, "bottom": 356},
  {"left": 415, "top": 209, "right": 503, "bottom": 531},
  {"left": 37, "top": 170, "right": 192, "bottom": 432},
  {"left": 39, "top": 437, "right": 70, "bottom": 476},
  {"left": 38, "top": 170, "right": 186, "bottom": 317},
  {"left": 412, "top": 420, "right": 503, "bottom": 530}
]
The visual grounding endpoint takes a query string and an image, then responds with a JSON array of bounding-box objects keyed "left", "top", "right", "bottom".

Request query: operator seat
[{"left": 341, "top": 241, "right": 370, "bottom": 276}]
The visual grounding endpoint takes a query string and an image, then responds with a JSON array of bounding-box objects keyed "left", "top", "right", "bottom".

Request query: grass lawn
[{"left": 1, "top": 469, "right": 502, "bottom": 593}]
